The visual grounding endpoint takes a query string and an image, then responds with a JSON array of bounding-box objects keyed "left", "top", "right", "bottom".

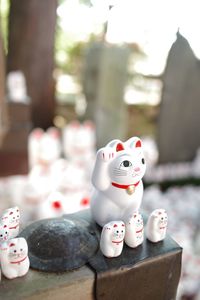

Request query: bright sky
[{"left": 57, "top": 0, "right": 200, "bottom": 75}]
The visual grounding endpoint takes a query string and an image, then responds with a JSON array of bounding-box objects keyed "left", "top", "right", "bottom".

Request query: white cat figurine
[
  {"left": 63, "top": 120, "right": 96, "bottom": 163},
  {"left": 7, "top": 71, "right": 28, "bottom": 102},
  {"left": 0, "top": 237, "right": 30, "bottom": 279},
  {"left": 1, "top": 207, "right": 20, "bottom": 239},
  {"left": 125, "top": 212, "right": 144, "bottom": 248},
  {"left": 0, "top": 223, "right": 9, "bottom": 250},
  {"left": 91, "top": 137, "right": 146, "bottom": 226},
  {"left": 28, "top": 127, "right": 61, "bottom": 169},
  {"left": 100, "top": 221, "right": 125, "bottom": 258},
  {"left": 146, "top": 209, "right": 168, "bottom": 243}
]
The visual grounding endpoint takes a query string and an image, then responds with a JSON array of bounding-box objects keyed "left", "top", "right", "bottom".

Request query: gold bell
[{"left": 126, "top": 185, "right": 135, "bottom": 195}]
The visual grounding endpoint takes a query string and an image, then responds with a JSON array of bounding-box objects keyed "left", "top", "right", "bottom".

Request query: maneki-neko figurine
[
  {"left": 146, "top": 209, "right": 168, "bottom": 243},
  {"left": 1, "top": 207, "right": 20, "bottom": 239},
  {"left": 100, "top": 221, "right": 125, "bottom": 258},
  {"left": 0, "top": 237, "right": 30, "bottom": 279},
  {"left": 90, "top": 137, "right": 146, "bottom": 227},
  {"left": 0, "top": 222, "right": 10, "bottom": 250},
  {"left": 125, "top": 212, "right": 144, "bottom": 248},
  {"left": 90, "top": 137, "right": 168, "bottom": 257}
]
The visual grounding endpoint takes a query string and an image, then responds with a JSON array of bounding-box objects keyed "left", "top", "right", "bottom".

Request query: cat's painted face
[
  {"left": 8, "top": 238, "right": 28, "bottom": 262},
  {"left": 103, "top": 221, "right": 125, "bottom": 243},
  {"left": 111, "top": 222, "right": 125, "bottom": 242},
  {"left": 128, "top": 213, "right": 143, "bottom": 230},
  {"left": 109, "top": 138, "right": 146, "bottom": 185},
  {"left": 2, "top": 207, "right": 20, "bottom": 227},
  {"left": 0, "top": 223, "right": 9, "bottom": 243},
  {"left": 153, "top": 209, "right": 168, "bottom": 231}
]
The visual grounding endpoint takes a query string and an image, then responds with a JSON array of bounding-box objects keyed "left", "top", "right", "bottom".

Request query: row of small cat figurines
[
  {"left": 0, "top": 207, "right": 30, "bottom": 280},
  {"left": 100, "top": 209, "right": 168, "bottom": 258}
]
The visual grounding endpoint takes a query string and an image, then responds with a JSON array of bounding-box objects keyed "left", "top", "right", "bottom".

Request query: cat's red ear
[
  {"left": 113, "top": 224, "right": 118, "bottom": 228},
  {"left": 116, "top": 143, "right": 124, "bottom": 152},
  {"left": 47, "top": 128, "right": 60, "bottom": 139},
  {"left": 135, "top": 140, "right": 142, "bottom": 148},
  {"left": 70, "top": 121, "right": 80, "bottom": 129},
  {"left": 32, "top": 128, "right": 44, "bottom": 139},
  {"left": 84, "top": 120, "right": 95, "bottom": 130},
  {"left": 128, "top": 137, "right": 142, "bottom": 149},
  {"left": 9, "top": 243, "right": 15, "bottom": 247}
]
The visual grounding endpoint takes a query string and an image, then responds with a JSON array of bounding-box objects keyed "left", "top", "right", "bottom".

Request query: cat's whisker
[
  {"left": 113, "top": 170, "right": 127, "bottom": 174},
  {"left": 113, "top": 169, "right": 128, "bottom": 173}
]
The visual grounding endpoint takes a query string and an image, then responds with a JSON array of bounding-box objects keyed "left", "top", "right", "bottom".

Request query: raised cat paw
[{"left": 97, "top": 148, "right": 115, "bottom": 162}]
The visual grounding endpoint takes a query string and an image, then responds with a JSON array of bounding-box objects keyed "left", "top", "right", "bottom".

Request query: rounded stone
[{"left": 20, "top": 216, "right": 98, "bottom": 272}]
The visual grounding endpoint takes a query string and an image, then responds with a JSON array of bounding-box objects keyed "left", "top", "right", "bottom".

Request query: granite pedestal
[{"left": 0, "top": 210, "right": 182, "bottom": 300}]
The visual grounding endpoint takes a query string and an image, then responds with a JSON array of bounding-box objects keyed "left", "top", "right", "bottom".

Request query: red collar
[
  {"left": 9, "top": 224, "right": 19, "bottom": 230},
  {"left": 10, "top": 256, "right": 27, "bottom": 264},
  {"left": 112, "top": 240, "right": 123, "bottom": 244},
  {"left": 136, "top": 227, "right": 143, "bottom": 234},
  {"left": 111, "top": 181, "right": 140, "bottom": 189}
]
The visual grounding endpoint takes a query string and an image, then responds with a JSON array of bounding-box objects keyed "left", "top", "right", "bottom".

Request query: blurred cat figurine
[
  {"left": 91, "top": 137, "right": 146, "bottom": 226},
  {"left": 7, "top": 71, "right": 28, "bottom": 102},
  {"left": 100, "top": 221, "right": 125, "bottom": 258},
  {"left": 28, "top": 127, "right": 61, "bottom": 169},
  {"left": 125, "top": 212, "right": 144, "bottom": 248},
  {"left": 146, "top": 209, "right": 168, "bottom": 243},
  {"left": 1, "top": 207, "right": 20, "bottom": 239},
  {"left": 63, "top": 120, "right": 96, "bottom": 160},
  {"left": 0, "top": 237, "right": 30, "bottom": 279}
]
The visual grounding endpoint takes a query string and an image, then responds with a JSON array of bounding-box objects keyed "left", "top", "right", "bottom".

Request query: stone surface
[
  {"left": 20, "top": 215, "right": 98, "bottom": 272},
  {"left": 0, "top": 266, "right": 94, "bottom": 300}
]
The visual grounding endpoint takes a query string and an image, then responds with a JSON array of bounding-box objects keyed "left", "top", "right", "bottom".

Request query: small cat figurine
[
  {"left": 1, "top": 207, "right": 20, "bottom": 239},
  {"left": 0, "top": 237, "right": 30, "bottom": 279},
  {"left": 90, "top": 137, "right": 146, "bottom": 226},
  {"left": 146, "top": 209, "right": 168, "bottom": 243},
  {"left": 0, "top": 223, "right": 9, "bottom": 250},
  {"left": 100, "top": 221, "right": 125, "bottom": 258},
  {"left": 125, "top": 212, "right": 144, "bottom": 248}
]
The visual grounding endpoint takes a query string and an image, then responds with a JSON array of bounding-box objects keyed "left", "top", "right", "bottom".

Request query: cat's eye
[
  {"left": 141, "top": 158, "right": 145, "bottom": 164},
  {"left": 20, "top": 249, "right": 23, "bottom": 251},
  {"left": 5, "top": 232, "right": 7, "bottom": 234},
  {"left": 120, "top": 160, "right": 132, "bottom": 168},
  {"left": 116, "top": 230, "right": 119, "bottom": 233},
  {"left": 0, "top": 234, "right": 2, "bottom": 237},
  {"left": 121, "top": 230, "right": 123, "bottom": 233},
  {"left": 14, "top": 250, "right": 17, "bottom": 253}
]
